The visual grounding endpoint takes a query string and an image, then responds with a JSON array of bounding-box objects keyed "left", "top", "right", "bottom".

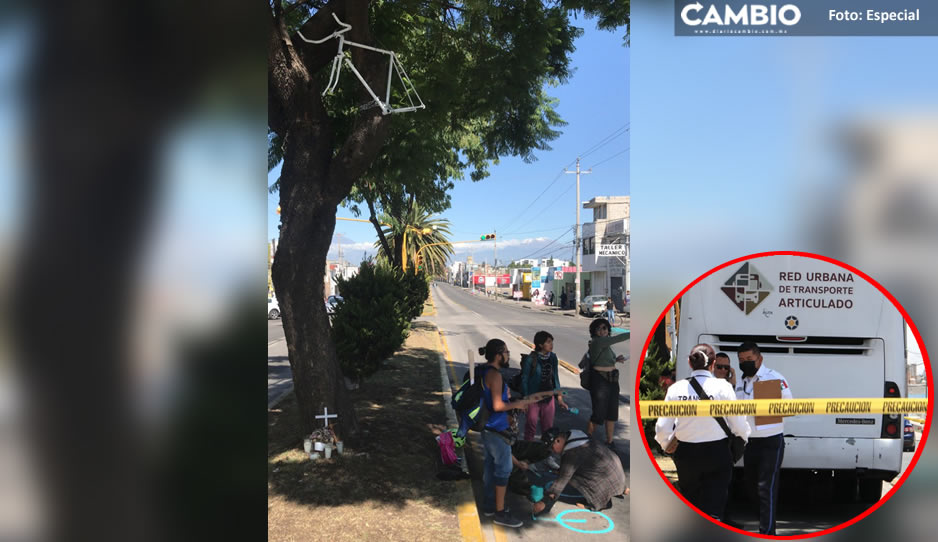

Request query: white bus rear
[{"left": 677, "top": 255, "right": 907, "bottom": 502}]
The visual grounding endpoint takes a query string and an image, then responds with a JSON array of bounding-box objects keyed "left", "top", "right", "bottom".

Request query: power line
[
  {"left": 515, "top": 227, "right": 574, "bottom": 261},
  {"left": 587, "top": 147, "right": 629, "bottom": 170},
  {"left": 497, "top": 167, "right": 571, "bottom": 235},
  {"left": 579, "top": 124, "right": 629, "bottom": 160}
]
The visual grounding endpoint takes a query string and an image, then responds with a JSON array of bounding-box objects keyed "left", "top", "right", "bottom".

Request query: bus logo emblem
[
  {"left": 785, "top": 315, "right": 799, "bottom": 330},
  {"left": 721, "top": 262, "right": 773, "bottom": 315}
]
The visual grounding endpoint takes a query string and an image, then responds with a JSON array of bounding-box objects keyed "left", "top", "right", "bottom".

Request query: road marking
[
  {"left": 458, "top": 502, "right": 485, "bottom": 542},
  {"left": 438, "top": 329, "right": 458, "bottom": 386},
  {"left": 500, "top": 327, "right": 580, "bottom": 375}
]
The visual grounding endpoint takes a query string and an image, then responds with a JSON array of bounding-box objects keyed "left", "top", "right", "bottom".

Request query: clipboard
[{"left": 754, "top": 379, "right": 782, "bottom": 426}]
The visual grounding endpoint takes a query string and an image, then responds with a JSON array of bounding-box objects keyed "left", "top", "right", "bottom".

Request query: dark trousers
[
  {"left": 744, "top": 434, "right": 785, "bottom": 535},
  {"left": 673, "top": 438, "right": 733, "bottom": 520},
  {"left": 507, "top": 440, "right": 551, "bottom": 498}
]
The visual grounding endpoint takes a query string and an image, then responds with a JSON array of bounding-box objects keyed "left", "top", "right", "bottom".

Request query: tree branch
[{"left": 367, "top": 198, "right": 393, "bottom": 260}]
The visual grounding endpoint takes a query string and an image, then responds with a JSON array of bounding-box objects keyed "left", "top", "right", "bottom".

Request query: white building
[{"left": 580, "top": 196, "right": 630, "bottom": 309}]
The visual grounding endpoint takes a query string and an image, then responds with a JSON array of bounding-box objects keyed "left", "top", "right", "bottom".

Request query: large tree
[{"left": 268, "top": 0, "right": 627, "bottom": 438}]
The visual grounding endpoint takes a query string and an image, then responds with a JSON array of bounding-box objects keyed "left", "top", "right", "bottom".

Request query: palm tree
[{"left": 376, "top": 202, "right": 453, "bottom": 275}]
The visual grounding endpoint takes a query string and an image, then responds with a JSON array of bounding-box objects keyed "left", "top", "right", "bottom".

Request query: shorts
[{"left": 589, "top": 369, "right": 620, "bottom": 424}]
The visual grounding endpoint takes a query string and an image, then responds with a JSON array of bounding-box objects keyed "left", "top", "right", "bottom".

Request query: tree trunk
[{"left": 272, "top": 131, "right": 360, "bottom": 441}]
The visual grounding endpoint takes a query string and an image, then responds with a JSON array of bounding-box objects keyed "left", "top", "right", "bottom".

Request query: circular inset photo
[{"left": 635, "top": 251, "right": 931, "bottom": 538}]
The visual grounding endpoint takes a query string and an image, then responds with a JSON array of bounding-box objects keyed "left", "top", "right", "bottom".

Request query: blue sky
[{"left": 268, "top": 20, "right": 630, "bottom": 266}]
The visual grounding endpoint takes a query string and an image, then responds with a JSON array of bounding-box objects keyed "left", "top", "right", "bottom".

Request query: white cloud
[{"left": 452, "top": 237, "right": 550, "bottom": 253}]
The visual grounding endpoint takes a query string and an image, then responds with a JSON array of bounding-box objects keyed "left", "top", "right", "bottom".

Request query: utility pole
[
  {"left": 565, "top": 157, "right": 591, "bottom": 317},
  {"left": 493, "top": 229, "right": 497, "bottom": 299}
]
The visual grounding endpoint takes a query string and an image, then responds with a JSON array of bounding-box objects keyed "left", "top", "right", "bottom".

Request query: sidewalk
[{"left": 464, "top": 288, "right": 630, "bottom": 323}]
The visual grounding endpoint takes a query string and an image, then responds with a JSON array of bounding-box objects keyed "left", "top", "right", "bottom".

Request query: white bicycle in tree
[{"left": 297, "top": 13, "right": 426, "bottom": 115}]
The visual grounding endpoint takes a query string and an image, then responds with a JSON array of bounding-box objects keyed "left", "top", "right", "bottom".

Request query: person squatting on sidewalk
[
  {"left": 586, "top": 318, "right": 629, "bottom": 448},
  {"left": 477, "top": 339, "right": 557, "bottom": 528},
  {"left": 654, "top": 344, "right": 750, "bottom": 521},
  {"left": 520, "top": 331, "right": 569, "bottom": 441},
  {"left": 532, "top": 428, "right": 627, "bottom": 516}
]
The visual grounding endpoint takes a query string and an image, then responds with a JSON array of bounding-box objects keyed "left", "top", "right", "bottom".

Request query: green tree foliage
[
  {"left": 640, "top": 318, "right": 674, "bottom": 453},
  {"left": 268, "top": 0, "right": 628, "bottom": 436},
  {"left": 376, "top": 201, "right": 453, "bottom": 274},
  {"left": 332, "top": 261, "right": 411, "bottom": 382}
]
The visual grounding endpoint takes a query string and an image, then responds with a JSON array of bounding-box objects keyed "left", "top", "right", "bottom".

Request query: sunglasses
[{"left": 715, "top": 365, "right": 731, "bottom": 370}]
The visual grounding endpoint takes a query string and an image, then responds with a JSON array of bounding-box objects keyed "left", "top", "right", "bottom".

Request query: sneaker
[
  {"left": 482, "top": 506, "right": 504, "bottom": 517},
  {"left": 493, "top": 509, "right": 524, "bottom": 528}
]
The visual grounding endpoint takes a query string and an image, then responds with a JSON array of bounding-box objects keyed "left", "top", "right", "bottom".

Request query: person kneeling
[{"left": 532, "top": 428, "right": 627, "bottom": 516}]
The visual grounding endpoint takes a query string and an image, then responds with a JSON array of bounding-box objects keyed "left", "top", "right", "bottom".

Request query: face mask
[{"left": 739, "top": 360, "right": 757, "bottom": 377}]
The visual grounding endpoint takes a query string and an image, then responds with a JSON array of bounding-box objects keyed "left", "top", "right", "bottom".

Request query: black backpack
[
  {"left": 452, "top": 366, "right": 491, "bottom": 436},
  {"left": 508, "top": 352, "right": 538, "bottom": 395}
]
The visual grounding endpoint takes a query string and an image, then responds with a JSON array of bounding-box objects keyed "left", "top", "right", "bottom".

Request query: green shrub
[
  {"left": 332, "top": 260, "right": 410, "bottom": 381},
  {"left": 640, "top": 320, "right": 675, "bottom": 454},
  {"left": 400, "top": 270, "right": 430, "bottom": 320}
]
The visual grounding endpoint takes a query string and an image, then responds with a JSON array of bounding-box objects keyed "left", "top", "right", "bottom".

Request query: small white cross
[{"left": 315, "top": 407, "right": 338, "bottom": 428}]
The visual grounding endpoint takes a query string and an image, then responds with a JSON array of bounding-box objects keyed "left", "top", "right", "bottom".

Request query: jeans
[
  {"left": 482, "top": 430, "right": 513, "bottom": 513},
  {"left": 524, "top": 399, "right": 556, "bottom": 441}
]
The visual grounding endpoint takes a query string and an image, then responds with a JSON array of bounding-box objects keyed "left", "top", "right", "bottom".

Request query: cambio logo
[{"left": 681, "top": 2, "right": 802, "bottom": 26}]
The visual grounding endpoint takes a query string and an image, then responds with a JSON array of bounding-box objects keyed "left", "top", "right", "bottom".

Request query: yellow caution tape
[{"left": 639, "top": 398, "right": 929, "bottom": 419}]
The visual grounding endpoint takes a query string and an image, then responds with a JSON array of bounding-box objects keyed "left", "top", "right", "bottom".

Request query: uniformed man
[
  {"left": 655, "top": 344, "right": 751, "bottom": 520},
  {"left": 735, "top": 341, "right": 793, "bottom": 536}
]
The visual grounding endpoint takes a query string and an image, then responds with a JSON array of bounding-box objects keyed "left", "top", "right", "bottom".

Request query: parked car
[
  {"left": 903, "top": 417, "right": 916, "bottom": 452},
  {"left": 578, "top": 295, "right": 607, "bottom": 316},
  {"left": 268, "top": 297, "right": 280, "bottom": 320},
  {"left": 325, "top": 295, "right": 344, "bottom": 314}
]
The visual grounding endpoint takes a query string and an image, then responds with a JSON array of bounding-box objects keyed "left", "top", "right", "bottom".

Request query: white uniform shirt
[
  {"left": 735, "top": 364, "right": 794, "bottom": 438},
  {"left": 655, "top": 370, "right": 751, "bottom": 449}
]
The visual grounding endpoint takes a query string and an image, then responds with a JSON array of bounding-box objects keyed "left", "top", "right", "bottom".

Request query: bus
[{"left": 676, "top": 254, "right": 908, "bottom": 502}]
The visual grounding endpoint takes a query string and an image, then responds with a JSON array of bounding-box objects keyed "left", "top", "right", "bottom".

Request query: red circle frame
[{"left": 633, "top": 250, "right": 933, "bottom": 539}]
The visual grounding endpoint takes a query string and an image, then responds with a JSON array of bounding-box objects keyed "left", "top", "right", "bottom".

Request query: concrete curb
[
  {"left": 267, "top": 384, "right": 295, "bottom": 410},
  {"left": 431, "top": 323, "right": 485, "bottom": 542}
]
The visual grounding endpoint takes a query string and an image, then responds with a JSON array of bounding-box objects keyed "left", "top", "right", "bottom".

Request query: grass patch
[{"left": 268, "top": 321, "right": 461, "bottom": 542}]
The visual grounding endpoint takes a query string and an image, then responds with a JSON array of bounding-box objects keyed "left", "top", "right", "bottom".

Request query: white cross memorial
[{"left": 315, "top": 406, "right": 338, "bottom": 428}]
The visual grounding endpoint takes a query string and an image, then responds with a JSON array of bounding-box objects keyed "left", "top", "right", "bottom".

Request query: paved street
[
  {"left": 267, "top": 319, "right": 290, "bottom": 408},
  {"left": 428, "top": 281, "right": 630, "bottom": 541}
]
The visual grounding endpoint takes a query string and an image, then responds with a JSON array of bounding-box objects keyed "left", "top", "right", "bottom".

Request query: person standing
[
  {"left": 586, "top": 319, "right": 629, "bottom": 449},
  {"left": 520, "top": 331, "right": 568, "bottom": 441},
  {"left": 654, "top": 345, "right": 750, "bottom": 521},
  {"left": 476, "top": 339, "right": 543, "bottom": 528},
  {"left": 736, "top": 341, "right": 792, "bottom": 536},
  {"left": 605, "top": 297, "right": 616, "bottom": 325},
  {"left": 560, "top": 290, "right": 568, "bottom": 310},
  {"left": 713, "top": 352, "right": 736, "bottom": 385}
]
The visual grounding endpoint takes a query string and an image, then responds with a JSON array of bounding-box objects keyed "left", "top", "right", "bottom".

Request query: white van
[{"left": 676, "top": 254, "right": 908, "bottom": 502}]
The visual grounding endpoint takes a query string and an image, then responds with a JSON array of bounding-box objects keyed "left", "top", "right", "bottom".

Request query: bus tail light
[{"left": 881, "top": 381, "right": 901, "bottom": 439}]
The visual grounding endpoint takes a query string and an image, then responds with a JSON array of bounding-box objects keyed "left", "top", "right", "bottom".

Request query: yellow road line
[
  {"left": 513, "top": 335, "right": 580, "bottom": 375},
  {"left": 457, "top": 502, "right": 485, "bottom": 542},
  {"left": 439, "top": 329, "right": 458, "bottom": 388}
]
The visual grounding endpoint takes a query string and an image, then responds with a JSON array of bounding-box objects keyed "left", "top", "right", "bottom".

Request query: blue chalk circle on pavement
[{"left": 535, "top": 509, "right": 615, "bottom": 534}]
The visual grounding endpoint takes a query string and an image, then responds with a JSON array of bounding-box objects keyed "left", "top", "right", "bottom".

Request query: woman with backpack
[
  {"left": 520, "top": 331, "right": 569, "bottom": 441},
  {"left": 586, "top": 318, "right": 629, "bottom": 450}
]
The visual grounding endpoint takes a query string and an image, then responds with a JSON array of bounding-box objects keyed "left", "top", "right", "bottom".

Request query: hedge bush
[{"left": 331, "top": 261, "right": 430, "bottom": 382}]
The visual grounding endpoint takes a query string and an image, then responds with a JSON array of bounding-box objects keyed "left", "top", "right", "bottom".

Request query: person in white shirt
[
  {"left": 655, "top": 344, "right": 751, "bottom": 520},
  {"left": 735, "top": 341, "right": 793, "bottom": 536}
]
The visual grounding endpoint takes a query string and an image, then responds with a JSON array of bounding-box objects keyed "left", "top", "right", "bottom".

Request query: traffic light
[
  {"left": 480, "top": 233, "right": 495, "bottom": 241},
  {"left": 416, "top": 253, "right": 424, "bottom": 270}
]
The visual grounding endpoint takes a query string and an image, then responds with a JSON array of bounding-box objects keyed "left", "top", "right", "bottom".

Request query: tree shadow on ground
[{"left": 268, "top": 337, "right": 460, "bottom": 512}]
